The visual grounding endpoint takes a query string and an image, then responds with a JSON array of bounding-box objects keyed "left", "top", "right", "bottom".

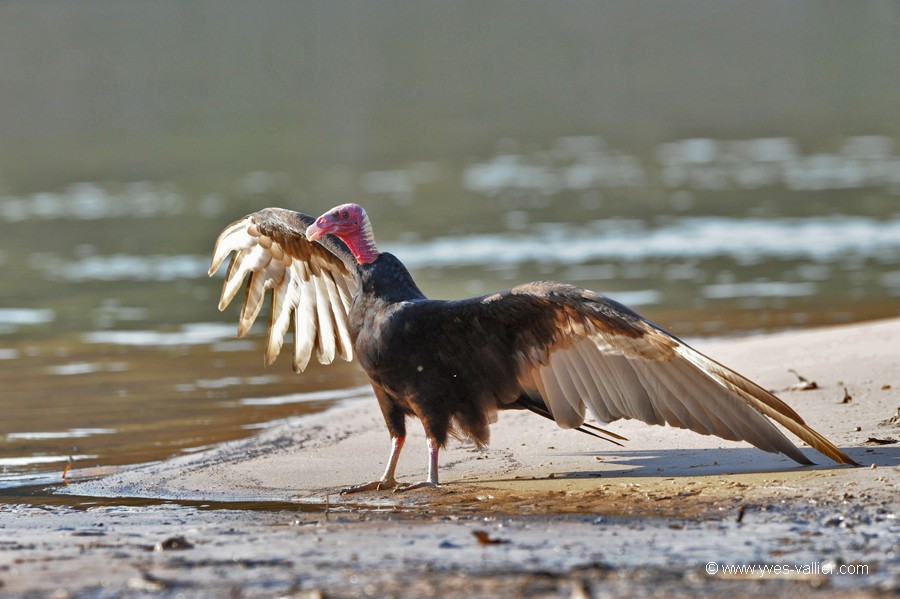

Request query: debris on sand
[
  {"left": 784, "top": 369, "right": 819, "bottom": 391},
  {"left": 154, "top": 536, "right": 194, "bottom": 551},
  {"left": 473, "top": 530, "right": 509, "bottom": 545},
  {"left": 882, "top": 407, "right": 900, "bottom": 427},
  {"left": 863, "top": 437, "right": 897, "bottom": 446}
]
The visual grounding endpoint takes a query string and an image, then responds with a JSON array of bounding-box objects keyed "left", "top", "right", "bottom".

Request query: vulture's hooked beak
[{"left": 305, "top": 217, "right": 333, "bottom": 242}]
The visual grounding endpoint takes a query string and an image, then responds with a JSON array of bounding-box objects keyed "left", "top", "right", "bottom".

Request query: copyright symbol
[{"left": 706, "top": 562, "right": 719, "bottom": 575}]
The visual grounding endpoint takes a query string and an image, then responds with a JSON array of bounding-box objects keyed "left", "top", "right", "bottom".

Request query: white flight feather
[
  {"left": 322, "top": 271, "right": 353, "bottom": 361},
  {"left": 209, "top": 220, "right": 255, "bottom": 276},
  {"left": 312, "top": 275, "right": 337, "bottom": 365},
  {"left": 293, "top": 272, "right": 318, "bottom": 372},
  {"left": 266, "top": 267, "right": 300, "bottom": 365},
  {"left": 238, "top": 256, "right": 285, "bottom": 337},
  {"left": 209, "top": 213, "right": 358, "bottom": 372}
]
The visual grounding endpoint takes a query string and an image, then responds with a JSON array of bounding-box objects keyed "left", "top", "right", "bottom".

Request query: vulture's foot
[
  {"left": 339, "top": 478, "right": 398, "bottom": 494},
  {"left": 394, "top": 481, "right": 441, "bottom": 492}
]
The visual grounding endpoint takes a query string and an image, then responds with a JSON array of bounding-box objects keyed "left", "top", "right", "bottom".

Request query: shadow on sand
[{"left": 479, "top": 445, "right": 899, "bottom": 482}]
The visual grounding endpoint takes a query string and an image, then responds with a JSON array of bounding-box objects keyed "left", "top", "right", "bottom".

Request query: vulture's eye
[{"left": 342, "top": 211, "right": 350, "bottom": 219}]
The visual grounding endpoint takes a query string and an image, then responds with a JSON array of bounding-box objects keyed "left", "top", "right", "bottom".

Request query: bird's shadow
[{"left": 477, "top": 445, "right": 899, "bottom": 483}]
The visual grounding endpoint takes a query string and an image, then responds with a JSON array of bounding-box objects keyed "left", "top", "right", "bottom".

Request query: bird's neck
[
  {"left": 358, "top": 253, "right": 427, "bottom": 303},
  {"left": 347, "top": 217, "right": 380, "bottom": 264}
]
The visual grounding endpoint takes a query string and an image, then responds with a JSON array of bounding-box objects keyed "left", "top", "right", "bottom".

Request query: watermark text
[{"left": 705, "top": 561, "right": 869, "bottom": 577}]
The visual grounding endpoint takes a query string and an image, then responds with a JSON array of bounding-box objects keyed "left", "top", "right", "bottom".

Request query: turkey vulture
[{"left": 209, "top": 204, "right": 858, "bottom": 492}]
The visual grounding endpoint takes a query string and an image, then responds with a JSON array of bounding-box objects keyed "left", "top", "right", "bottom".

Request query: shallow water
[
  {"left": 2, "top": 3, "right": 900, "bottom": 494},
  {"left": 0, "top": 326, "right": 370, "bottom": 489}
]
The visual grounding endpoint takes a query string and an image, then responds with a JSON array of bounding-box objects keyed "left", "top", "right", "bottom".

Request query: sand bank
[
  {"left": 67, "top": 317, "right": 900, "bottom": 510},
  {"left": 2, "top": 319, "right": 898, "bottom": 598}
]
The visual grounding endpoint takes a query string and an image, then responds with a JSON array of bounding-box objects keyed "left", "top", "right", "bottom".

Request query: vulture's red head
[{"left": 306, "top": 203, "right": 379, "bottom": 264}]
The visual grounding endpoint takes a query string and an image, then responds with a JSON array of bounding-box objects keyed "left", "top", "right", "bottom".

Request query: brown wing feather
[
  {"left": 467, "top": 281, "right": 856, "bottom": 466},
  {"left": 209, "top": 208, "right": 358, "bottom": 372}
]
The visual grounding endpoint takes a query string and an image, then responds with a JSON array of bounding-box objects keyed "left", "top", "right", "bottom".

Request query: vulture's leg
[
  {"left": 341, "top": 387, "right": 408, "bottom": 494},
  {"left": 395, "top": 437, "right": 441, "bottom": 492},
  {"left": 339, "top": 435, "right": 405, "bottom": 494}
]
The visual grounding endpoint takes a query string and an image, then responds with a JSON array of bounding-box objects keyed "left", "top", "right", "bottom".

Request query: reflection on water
[
  {"left": 0, "top": 182, "right": 186, "bottom": 222},
  {"left": 83, "top": 323, "right": 237, "bottom": 347},
  {"left": 0, "top": 309, "right": 56, "bottom": 339},
  {"left": 39, "top": 253, "right": 210, "bottom": 282},
  {"left": 236, "top": 385, "right": 374, "bottom": 407},
  {"left": 701, "top": 281, "right": 816, "bottom": 300},
  {"left": 47, "top": 361, "right": 127, "bottom": 376},
  {"left": 7, "top": 429, "right": 116, "bottom": 441},
  {"left": 0, "top": 455, "right": 96, "bottom": 467},
  {"left": 389, "top": 216, "right": 900, "bottom": 266},
  {"left": 460, "top": 135, "right": 900, "bottom": 198}
]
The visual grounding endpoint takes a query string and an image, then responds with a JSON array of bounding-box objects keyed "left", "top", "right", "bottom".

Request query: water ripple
[
  {"left": 83, "top": 323, "right": 236, "bottom": 346},
  {"left": 0, "top": 182, "right": 183, "bottom": 222},
  {"left": 387, "top": 216, "right": 900, "bottom": 268}
]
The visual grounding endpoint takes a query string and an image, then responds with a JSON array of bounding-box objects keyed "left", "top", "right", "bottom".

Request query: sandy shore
[
  {"left": 67, "top": 317, "right": 900, "bottom": 507},
  {"left": 2, "top": 318, "right": 899, "bottom": 597}
]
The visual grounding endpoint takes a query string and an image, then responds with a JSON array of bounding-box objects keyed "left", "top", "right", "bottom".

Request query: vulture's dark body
[{"left": 348, "top": 252, "right": 644, "bottom": 448}]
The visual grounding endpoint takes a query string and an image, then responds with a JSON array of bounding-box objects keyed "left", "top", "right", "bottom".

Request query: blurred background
[{"left": 2, "top": 1, "right": 899, "bottom": 487}]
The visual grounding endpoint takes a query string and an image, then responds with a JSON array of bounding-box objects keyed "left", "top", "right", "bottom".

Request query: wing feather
[
  {"left": 569, "top": 343, "right": 608, "bottom": 422},
  {"left": 312, "top": 275, "right": 337, "bottom": 364},
  {"left": 322, "top": 271, "right": 354, "bottom": 361},
  {"left": 293, "top": 267, "right": 318, "bottom": 372},
  {"left": 479, "top": 281, "right": 856, "bottom": 466},
  {"left": 536, "top": 325, "right": 818, "bottom": 463},
  {"left": 554, "top": 349, "right": 595, "bottom": 415},
  {"left": 209, "top": 220, "right": 255, "bottom": 275},
  {"left": 220, "top": 244, "right": 271, "bottom": 311},
  {"left": 209, "top": 208, "right": 358, "bottom": 371},
  {"left": 572, "top": 351, "right": 614, "bottom": 413},
  {"left": 540, "top": 354, "right": 585, "bottom": 428},
  {"left": 266, "top": 266, "right": 300, "bottom": 365},
  {"left": 238, "top": 249, "right": 286, "bottom": 337}
]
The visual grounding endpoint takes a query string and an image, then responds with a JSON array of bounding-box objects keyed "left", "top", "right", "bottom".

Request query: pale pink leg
[
  {"left": 395, "top": 437, "right": 441, "bottom": 492},
  {"left": 340, "top": 435, "right": 405, "bottom": 494}
]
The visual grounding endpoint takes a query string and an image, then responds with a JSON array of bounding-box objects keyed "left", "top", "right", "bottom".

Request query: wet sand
[{"left": 2, "top": 318, "right": 899, "bottom": 597}]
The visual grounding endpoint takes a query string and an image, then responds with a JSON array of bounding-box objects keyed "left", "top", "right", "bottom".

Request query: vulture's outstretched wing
[
  {"left": 475, "top": 282, "right": 857, "bottom": 466},
  {"left": 209, "top": 208, "right": 358, "bottom": 372}
]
